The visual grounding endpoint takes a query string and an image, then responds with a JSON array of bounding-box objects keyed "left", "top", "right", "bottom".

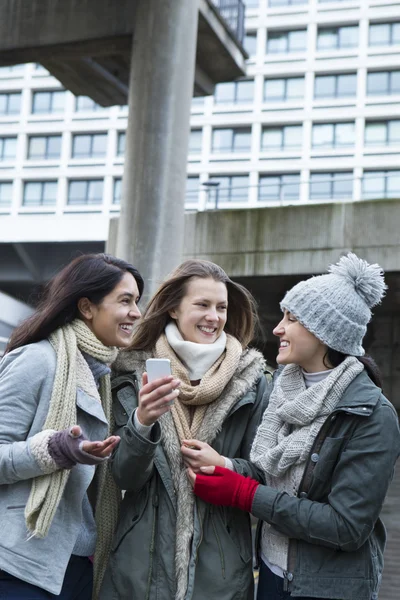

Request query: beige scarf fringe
[{"left": 24, "top": 319, "right": 120, "bottom": 600}]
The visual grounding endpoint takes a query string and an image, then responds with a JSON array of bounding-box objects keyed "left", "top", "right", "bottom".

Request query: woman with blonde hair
[{"left": 100, "top": 259, "right": 267, "bottom": 600}]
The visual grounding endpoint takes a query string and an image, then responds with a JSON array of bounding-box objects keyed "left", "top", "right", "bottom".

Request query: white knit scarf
[
  {"left": 250, "top": 356, "right": 363, "bottom": 481},
  {"left": 165, "top": 321, "right": 227, "bottom": 380},
  {"left": 24, "top": 319, "right": 120, "bottom": 600}
]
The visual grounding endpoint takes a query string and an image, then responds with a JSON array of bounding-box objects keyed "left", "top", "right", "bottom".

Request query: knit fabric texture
[
  {"left": 250, "top": 356, "right": 363, "bottom": 572},
  {"left": 24, "top": 319, "right": 120, "bottom": 600},
  {"left": 280, "top": 253, "right": 386, "bottom": 355}
]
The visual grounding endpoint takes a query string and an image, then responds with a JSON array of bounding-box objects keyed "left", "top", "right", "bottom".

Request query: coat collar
[{"left": 334, "top": 370, "right": 382, "bottom": 416}]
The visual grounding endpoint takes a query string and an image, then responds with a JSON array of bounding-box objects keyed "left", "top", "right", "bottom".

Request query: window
[
  {"left": 369, "top": 23, "right": 400, "bottom": 47},
  {"left": 367, "top": 70, "right": 400, "bottom": 95},
  {"left": 189, "top": 130, "right": 203, "bottom": 154},
  {"left": 0, "top": 92, "right": 21, "bottom": 115},
  {"left": 23, "top": 181, "right": 57, "bottom": 206},
  {"left": 264, "top": 77, "right": 304, "bottom": 102},
  {"left": 312, "top": 123, "right": 355, "bottom": 148},
  {"left": 208, "top": 175, "right": 249, "bottom": 203},
  {"left": 214, "top": 80, "right": 254, "bottom": 104},
  {"left": 186, "top": 177, "right": 200, "bottom": 204},
  {"left": 72, "top": 133, "right": 107, "bottom": 158},
  {"left": 267, "top": 29, "right": 307, "bottom": 53},
  {"left": 75, "top": 96, "right": 106, "bottom": 112},
  {"left": 365, "top": 121, "right": 400, "bottom": 146},
  {"left": 259, "top": 174, "right": 300, "bottom": 201},
  {"left": 113, "top": 178, "right": 122, "bottom": 204},
  {"left": 246, "top": 0, "right": 259, "bottom": 7},
  {"left": 0, "top": 182, "right": 13, "bottom": 207},
  {"left": 362, "top": 171, "right": 400, "bottom": 199},
  {"left": 212, "top": 128, "right": 252, "bottom": 153},
  {"left": 261, "top": 125, "right": 302, "bottom": 150},
  {"left": 0, "top": 137, "right": 17, "bottom": 160},
  {"left": 28, "top": 135, "right": 61, "bottom": 159},
  {"left": 317, "top": 25, "right": 358, "bottom": 50},
  {"left": 310, "top": 172, "right": 353, "bottom": 200},
  {"left": 269, "top": 0, "right": 307, "bottom": 5},
  {"left": 117, "top": 132, "right": 126, "bottom": 156},
  {"left": 244, "top": 32, "right": 257, "bottom": 55},
  {"left": 314, "top": 73, "right": 357, "bottom": 98},
  {"left": 68, "top": 180, "right": 104, "bottom": 205},
  {"left": 32, "top": 90, "right": 65, "bottom": 114}
]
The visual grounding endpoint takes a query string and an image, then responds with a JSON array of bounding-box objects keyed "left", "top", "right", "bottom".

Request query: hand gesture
[
  {"left": 136, "top": 373, "right": 181, "bottom": 427},
  {"left": 181, "top": 439, "right": 225, "bottom": 473}
]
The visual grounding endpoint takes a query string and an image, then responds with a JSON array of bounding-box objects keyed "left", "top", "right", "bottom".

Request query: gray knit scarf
[{"left": 250, "top": 356, "right": 363, "bottom": 480}]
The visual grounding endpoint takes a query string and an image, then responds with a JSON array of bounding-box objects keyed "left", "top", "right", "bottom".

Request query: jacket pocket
[
  {"left": 215, "top": 507, "right": 253, "bottom": 564},
  {"left": 111, "top": 486, "right": 149, "bottom": 552}
]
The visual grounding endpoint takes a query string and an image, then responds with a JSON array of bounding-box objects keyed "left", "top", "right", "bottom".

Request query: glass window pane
[
  {"left": 315, "top": 76, "right": 335, "bottom": 98},
  {"left": 387, "top": 171, "right": 400, "bottom": 197},
  {"left": 318, "top": 29, "right": 337, "bottom": 50},
  {"left": 88, "top": 180, "right": 103, "bottom": 203},
  {"left": 268, "top": 32, "right": 288, "bottom": 53},
  {"left": 213, "top": 129, "right": 233, "bottom": 152},
  {"left": 367, "top": 72, "right": 389, "bottom": 95},
  {"left": 185, "top": 177, "right": 199, "bottom": 203},
  {"left": 362, "top": 172, "right": 385, "bottom": 199},
  {"left": 230, "top": 176, "right": 249, "bottom": 202},
  {"left": 8, "top": 93, "right": 21, "bottom": 114},
  {"left": 209, "top": 177, "right": 229, "bottom": 202},
  {"left": 117, "top": 132, "right": 126, "bottom": 155},
  {"left": 259, "top": 176, "right": 281, "bottom": 201},
  {"left": 47, "top": 136, "right": 61, "bottom": 158},
  {"left": 339, "top": 26, "right": 358, "bottom": 48},
  {"left": 388, "top": 120, "right": 400, "bottom": 144},
  {"left": 3, "top": 138, "right": 16, "bottom": 159},
  {"left": 73, "top": 135, "right": 91, "bottom": 158},
  {"left": 365, "top": 123, "right": 387, "bottom": 145},
  {"left": 244, "top": 32, "right": 257, "bottom": 55},
  {"left": 262, "top": 128, "right": 283, "bottom": 149},
  {"left": 335, "top": 123, "right": 355, "bottom": 146},
  {"left": 0, "top": 182, "right": 12, "bottom": 206},
  {"left": 29, "top": 137, "right": 45, "bottom": 159},
  {"left": 51, "top": 91, "right": 65, "bottom": 112},
  {"left": 264, "top": 79, "right": 285, "bottom": 101},
  {"left": 42, "top": 182, "right": 57, "bottom": 205},
  {"left": 310, "top": 174, "right": 331, "bottom": 199},
  {"left": 32, "top": 92, "right": 49, "bottom": 113},
  {"left": 215, "top": 82, "right": 235, "bottom": 104},
  {"left": 392, "top": 23, "right": 400, "bottom": 45},
  {"left": 113, "top": 179, "right": 122, "bottom": 204},
  {"left": 0, "top": 95, "right": 7, "bottom": 113},
  {"left": 69, "top": 181, "right": 87, "bottom": 204},
  {"left": 369, "top": 24, "right": 390, "bottom": 46},
  {"left": 288, "top": 30, "right": 306, "bottom": 52},
  {"left": 332, "top": 173, "right": 352, "bottom": 198},
  {"left": 282, "top": 175, "right": 300, "bottom": 200},
  {"left": 24, "top": 182, "right": 41, "bottom": 205},
  {"left": 92, "top": 134, "right": 107, "bottom": 157},
  {"left": 284, "top": 125, "right": 302, "bottom": 148},
  {"left": 391, "top": 71, "right": 400, "bottom": 93},
  {"left": 287, "top": 77, "right": 304, "bottom": 99},
  {"left": 233, "top": 130, "right": 251, "bottom": 152},
  {"left": 189, "top": 130, "right": 202, "bottom": 153},
  {"left": 337, "top": 74, "right": 357, "bottom": 96},
  {"left": 312, "top": 124, "right": 334, "bottom": 148},
  {"left": 236, "top": 80, "right": 254, "bottom": 103}
]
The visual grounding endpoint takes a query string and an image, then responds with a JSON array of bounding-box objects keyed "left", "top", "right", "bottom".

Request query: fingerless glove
[
  {"left": 48, "top": 427, "right": 105, "bottom": 469},
  {"left": 194, "top": 466, "right": 259, "bottom": 512}
]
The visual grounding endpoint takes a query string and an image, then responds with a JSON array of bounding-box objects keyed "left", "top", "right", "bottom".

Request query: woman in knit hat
[
  {"left": 0, "top": 253, "right": 144, "bottom": 600},
  {"left": 100, "top": 259, "right": 267, "bottom": 600},
  {"left": 190, "top": 253, "right": 400, "bottom": 600}
]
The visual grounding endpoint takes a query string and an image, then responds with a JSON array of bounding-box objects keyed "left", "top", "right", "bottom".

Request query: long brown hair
[
  {"left": 6, "top": 253, "right": 144, "bottom": 353},
  {"left": 130, "top": 259, "right": 259, "bottom": 350}
]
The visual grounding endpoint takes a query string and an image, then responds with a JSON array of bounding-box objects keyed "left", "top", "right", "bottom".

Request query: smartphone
[{"left": 145, "top": 358, "right": 172, "bottom": 383}]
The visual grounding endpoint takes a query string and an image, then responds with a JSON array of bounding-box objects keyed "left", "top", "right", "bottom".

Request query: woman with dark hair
[
  {"left": 190, "top": 253, "right": 400, "bottom": 600},
  {"left": 100, "top": 259, "right": 267, "bottom": 600},
  {"left": 0, "top": 253, "right": 144, "bottom": 600}
]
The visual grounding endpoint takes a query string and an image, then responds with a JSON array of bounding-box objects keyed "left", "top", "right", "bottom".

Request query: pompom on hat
[{"left": 280, "top": 253, "right": 387, "bottom": 356}]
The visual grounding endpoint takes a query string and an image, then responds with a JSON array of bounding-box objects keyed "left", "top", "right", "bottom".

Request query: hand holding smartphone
[{"left": 145, "top": 358, "right": 172, "bottom": 383}]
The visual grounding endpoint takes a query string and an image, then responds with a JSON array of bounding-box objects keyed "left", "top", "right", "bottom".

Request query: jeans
[
  {"left": 0, "top": 555, "right": 93, "bottom": 599},
  {"left": 257, "top": 561, "right": 341, "bottom": 600}
]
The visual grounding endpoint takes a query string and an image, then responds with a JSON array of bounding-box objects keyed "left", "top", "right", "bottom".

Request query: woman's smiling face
[
  {"left": 273, "top": 310, "right": 328, "bottom": 372},
  {"left": 169, "top": 277, "right": 228, "bottom": 344}
]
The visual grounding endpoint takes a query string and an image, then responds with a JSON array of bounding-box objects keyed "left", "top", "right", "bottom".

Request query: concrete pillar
[{"left": 116, "top": 0, "right": 199, "bottom": 300}]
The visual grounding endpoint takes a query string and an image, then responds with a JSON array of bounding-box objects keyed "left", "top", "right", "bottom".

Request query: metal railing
[{"left": 212, "top": 0, "right": 246, "bottom": 44}]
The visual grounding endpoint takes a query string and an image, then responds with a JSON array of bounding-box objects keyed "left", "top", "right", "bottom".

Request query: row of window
[
  {"left": 0, "top": 133, "right": 125, "bottom": 160},
  {"left": 213, "top": 70, "right": 400, "bottom": 105},
  {"left": 0, "top": 179, "right": 122, "bottom": 208},
  {"left": 189, "top": 120, "right": 400, "bottom": 153},
  {"left": 186, "top": 171, "right": 400, "bottom": 203},
  {"left": 245, "top": 0, "right": 357, "bottom": 6},
  {"left": 244, "top": 22, "right": 400, "bottom": 55},
  {"left": 0, "top": 92, "right": 111, "bottom": 116}
]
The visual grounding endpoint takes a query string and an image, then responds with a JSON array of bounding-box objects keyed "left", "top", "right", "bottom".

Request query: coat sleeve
[
  {"left": 231, "top": 374, "right": 270, "bottom": 481},
  {"left": 0, "top": 344, "right": 58, "bottom": 483},
  {"left": 251, "top": 400, "right": 400, "bottom": 551}
]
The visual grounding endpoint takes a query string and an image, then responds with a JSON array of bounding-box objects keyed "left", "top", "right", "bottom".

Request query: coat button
[
  {"left": 287, "top": 572, "right": 294, "bottom": 581},
  {"left": 299, "top": 491, "right": 308, "bottom": 499},
  {"left": 331, "top": 415, "right": 336, "bottom": 421},
  {"left": 311, "top": 453, "right": 319, "bottom": 463},
  {"left": 362, "top": 407, "right": 368, "bottom": 411}
]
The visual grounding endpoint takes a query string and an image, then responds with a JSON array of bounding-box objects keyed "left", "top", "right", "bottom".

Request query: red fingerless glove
[{"left": 193, "top": 466, "right": 259, "bottom": 512}]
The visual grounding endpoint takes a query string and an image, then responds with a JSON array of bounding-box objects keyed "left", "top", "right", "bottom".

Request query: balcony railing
[{"left": 212, "top": 0, "right": 246, "bottom": 44}]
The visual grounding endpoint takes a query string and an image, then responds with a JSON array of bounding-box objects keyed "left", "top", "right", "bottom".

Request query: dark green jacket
[
  {"left": 100, "top": 349, "right": 266, "bottom": 600},
  {"left": 253, "top": 370, "right": 400, "bottom": 600}
]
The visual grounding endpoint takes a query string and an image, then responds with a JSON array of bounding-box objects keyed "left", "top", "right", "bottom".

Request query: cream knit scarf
[
  {"left": 24, "top": 319, "right": 120, "bottom": 600},
  {"left": 154, "top": 332, "right": 242, "bottom": 600},
  {"left": 250, "top": 356, "right": 363, "bottom": 479}
]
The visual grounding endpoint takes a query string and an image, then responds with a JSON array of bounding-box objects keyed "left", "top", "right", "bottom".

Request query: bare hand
[
  {"left": 136, "top": 373, "right": 181, "bottom": 427},
  {"left": 181, "top": 439, "right": 225, "bottom": 473},
  {"left": 70, "top": 425, "right": 121, "bottom": 458}
]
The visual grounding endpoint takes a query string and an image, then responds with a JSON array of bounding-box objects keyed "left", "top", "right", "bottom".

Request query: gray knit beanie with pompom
[{"left": 280, "top": 253, "right": 387, "bottom": 356}]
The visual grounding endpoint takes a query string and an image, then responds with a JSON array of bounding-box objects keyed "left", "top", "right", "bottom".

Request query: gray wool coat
[{"left": 100, "top": 347, "right": 267, "bottom": 600}]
